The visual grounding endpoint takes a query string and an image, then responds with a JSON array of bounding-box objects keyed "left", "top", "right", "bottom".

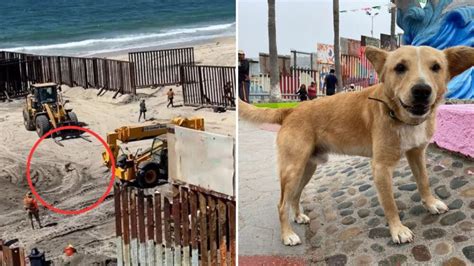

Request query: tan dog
[{"left": 239, "top": 45, "right": 474, "bottom": 245}]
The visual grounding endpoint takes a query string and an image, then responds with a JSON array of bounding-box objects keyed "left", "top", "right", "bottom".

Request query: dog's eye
[
  {"left": 394, "top": 63, "right": 407, "bottom": 74},
  {"left": 431, "top": 63, "right": 441, "bottom": 72}
]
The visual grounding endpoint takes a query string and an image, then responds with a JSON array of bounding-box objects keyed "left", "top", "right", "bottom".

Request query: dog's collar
[{"left": 368, "top": 97, "right": 423, "bottom": 126}]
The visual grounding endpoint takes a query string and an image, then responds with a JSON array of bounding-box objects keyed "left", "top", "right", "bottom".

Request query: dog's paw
[
  {"left": 389, "top": 224, "right": 414, "bottom": 244},
  {"left": 282, "top": 231, "right": 301, "bottom": 246},
  {"left": 294, "top": 213, "right": 310, "bottom": 224},
  {"left": 424, "top": 198, "right": 449, "bottom": 214}
]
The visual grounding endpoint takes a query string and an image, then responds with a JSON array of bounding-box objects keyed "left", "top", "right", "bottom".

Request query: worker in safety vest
[
  {"left": 64, "top": 244, "right": 76, "bottom": 257},
  {"left": 23, "top": 192, "right": 42, "bottom": 229}
]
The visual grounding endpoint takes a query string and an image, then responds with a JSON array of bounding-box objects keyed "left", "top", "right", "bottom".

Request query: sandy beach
[
  {"left": 0, "top": 36, "right": 235, "bottom": 263},
  {"left": 98, "top": 36, "right": 236, "bottom": 67}
]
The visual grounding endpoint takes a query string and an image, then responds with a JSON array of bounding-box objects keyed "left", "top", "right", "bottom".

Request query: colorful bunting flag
[{"left": 340, "top": 3, "right": 390, "bottom": 13}]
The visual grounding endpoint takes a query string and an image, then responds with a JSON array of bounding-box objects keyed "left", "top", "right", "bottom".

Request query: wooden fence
[
  {"left": 0, "top": 51, "right": 135, "bottom": 101},
  {"left": 114, "top": 184, "right": 236, "bottom": 266},
  {"left": 0, "top": 243, "right": 26, "bottom": 266},
  {"left": 129, "top": 48, "right": 194, "bottom": 88},
  {"left": 180, "top": 65, "right": 236, "bottom": 109}
]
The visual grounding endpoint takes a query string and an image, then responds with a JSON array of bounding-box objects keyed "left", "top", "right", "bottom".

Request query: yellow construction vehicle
[
  {"left": 23, "top": 83, "right": 79, "bottom": 137},
  {"left": 102, "top": 117, "right": 204, "bottom": 188}
]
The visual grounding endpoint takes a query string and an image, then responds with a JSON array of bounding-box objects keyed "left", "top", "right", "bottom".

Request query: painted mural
[{"left": 317, "top": 43, "right": 335, "bottom": 64}]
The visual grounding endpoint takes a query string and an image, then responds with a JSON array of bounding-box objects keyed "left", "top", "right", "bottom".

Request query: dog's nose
[{"left": 411, "top": 84, "right": 432, "bottom": 102}]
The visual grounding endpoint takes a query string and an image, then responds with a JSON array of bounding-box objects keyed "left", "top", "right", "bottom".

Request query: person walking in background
[
  {"left": 167, "top": 88, "right": 175, "bottom": 108},
  {"left": 323, "top": 69, "right": 338, "bottom": 96},
  {"left": 296, "top": 84, "right": 308, "bottom": 101},
  {"left": 238, "top": 50, "right": 250, "bottom": 102},
  {"left": 223, "top": 81, "right": 235, "bottom": 107},
  {"left": 138, "top": 99, "right": 146, "bottom": 122},
  {"left": 308, "top": 81, "right": 317, "bottom": 100},
  {"left": 23, "top": 192, "right": 42, "bottom": 229}
]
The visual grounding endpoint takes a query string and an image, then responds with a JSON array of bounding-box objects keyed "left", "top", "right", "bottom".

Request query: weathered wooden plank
[
  {"left": 199, "top": 192, "right": 208, "bottom": 266},
  {"left": 145, "top": 195, "right": 155, "bottom": 266},
  {"left": 137, "top": 190, "right": 146, "bottom": 265},
  {"left": 181, "top": 188, "right": 190, "bottom": 266},
  {"left": 164, "top": 197, "right": 173, "bottom": 265},
  {"left": 227, "top": 201, "right": 236, "bottom": 266},
  {"left": 172, "top": 186, "right": 182, "bottom": 265},
  {"left": 189, "top": 190, "right": 198, "bottom": 266},
  {"left": 217, "top": 199, "right": 227, "bottom": 266},
  {"left": 154, "top": 192, "right": 163, "bottom": 265},
  {"left": 129, "top": 190, "right": 138, "bottom": 266},
  {"left": 208, "top": 196, "right": 217, "bottom": 265},
  {"left": 122, "top": 187, "right": 130, "bottom": 265},
  {"left": 114, "top": 184, "right": 123, "bottom": 266}
]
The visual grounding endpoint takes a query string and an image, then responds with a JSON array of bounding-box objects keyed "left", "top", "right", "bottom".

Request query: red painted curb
[
  {"left": 239, "top": 255, "right": 306, "bottom": 266},
  {"left": 260, "top": 123, "right": 281, "bottom": 132}
]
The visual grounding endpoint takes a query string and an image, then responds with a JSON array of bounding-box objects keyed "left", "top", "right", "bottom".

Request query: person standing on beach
[
  {"left": 323, "top": 69, "right": 338, "bottom": 96},
  {"left": 238, "top": 50, "right": 250, "bottom": 102},
  {"left": 167, "top": 89, "right": 175, "bottom": 108},
  {"left": 23, "top": 192, "right": 42, "bottom": 229},
  {"left": 138, "top": 99, "right": 146, "bottom": 122},
  {"left": 223, "top": 81, "right": 235, "bottom": 107}
]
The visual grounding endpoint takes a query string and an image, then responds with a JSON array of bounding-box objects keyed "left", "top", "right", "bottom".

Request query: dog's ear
[
  {"left": 444, "top": 46, "right": 474, "bottom": 78},
  {"left": 365, "top": 46, "right": 388, "bottom": 80}
]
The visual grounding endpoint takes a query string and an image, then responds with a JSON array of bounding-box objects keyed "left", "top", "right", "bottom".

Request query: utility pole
[{"left": 366, "top": 10, "right": 379, "bottom": 37}]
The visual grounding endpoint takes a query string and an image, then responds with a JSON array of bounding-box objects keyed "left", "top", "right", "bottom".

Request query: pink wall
[{"left": 433, "top": 104, "right": 474, "bottom": 158}]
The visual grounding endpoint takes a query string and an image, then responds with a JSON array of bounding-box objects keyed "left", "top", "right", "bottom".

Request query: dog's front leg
[
  {"left": 406, "top": 146, "right": 448, "bottom": 214},
  {"left": 372, "top": 160, "right": 414, "bottom": 244}
]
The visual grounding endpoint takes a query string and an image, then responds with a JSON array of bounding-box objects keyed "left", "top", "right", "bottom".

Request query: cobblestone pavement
[
  {"left": 302, "top": 146, "right": 473, "bottom": 265},
  {"left": 239, "top": 121, "right": 473, "bottom": 265}
]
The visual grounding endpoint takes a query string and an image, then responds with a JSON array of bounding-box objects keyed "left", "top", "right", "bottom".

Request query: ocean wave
[
  {"left": 82, "top": 33, "right": 234, "bottom": 57},
  {"left": 3, "top": 22, "right": 235, "bottom": 54}
]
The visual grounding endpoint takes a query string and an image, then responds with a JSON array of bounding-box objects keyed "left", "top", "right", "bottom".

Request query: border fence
[
  {"left": 129, "top": 48, "right": 195, "bottom": 88},
  {"left": 180, "top": 65, "right": 236, "bottom": 109},
  {"left": 0, "top": 51, "right": 135, "bottom": 100},
  {"left": 341, "top": 52, "right": 378, "bottom": 88},
  {"left": 0, "top": 56, "right": 42, "bottom": 100},
  {"left": 2, "top": 48, "right": 235, "bottom": 110},
  {"left": 250, "top": 67, "right": 319, "bottom": 102},
  {"left": 114, "top": 184, "right": 236, "bottom": 266}
]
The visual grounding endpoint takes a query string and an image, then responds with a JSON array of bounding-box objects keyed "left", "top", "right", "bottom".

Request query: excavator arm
[{"left": 102, "top": 117, "right": 204, "bottom": 168}]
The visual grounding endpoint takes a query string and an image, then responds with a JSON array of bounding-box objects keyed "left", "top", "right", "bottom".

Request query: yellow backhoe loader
[
  {"left": 102, "top": 117, "right": 204, "bottom": 188},
  {"left": 23, "top": 83, "right": 80, "bottom": 137}
]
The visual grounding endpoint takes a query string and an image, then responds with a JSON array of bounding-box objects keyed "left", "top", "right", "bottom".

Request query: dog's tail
[{"left": 238, "top": 99, "right": 292, "bottom": 125}]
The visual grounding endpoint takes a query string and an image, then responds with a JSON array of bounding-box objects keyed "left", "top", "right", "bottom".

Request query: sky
[{"left": 238, "top": 0, "right": 404, "bottom": 58}]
